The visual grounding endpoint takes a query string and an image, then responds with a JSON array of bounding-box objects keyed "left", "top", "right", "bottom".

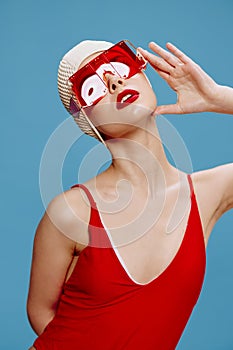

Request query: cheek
[
  {"left": 84, "top": 104, "right": 111, "bottom": 127},
  {"left": 129, "top": 73, "right": 157, "bottom": 107},
  {"left": 139, "top": 79, "right": 157, "bottom": 109}
]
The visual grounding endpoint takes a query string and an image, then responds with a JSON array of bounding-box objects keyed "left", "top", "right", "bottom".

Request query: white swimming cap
[{"left": 57, "top": 40, "right": 113, "bottom": 141}]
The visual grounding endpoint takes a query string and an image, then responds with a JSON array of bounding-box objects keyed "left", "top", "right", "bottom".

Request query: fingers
[
  {"left": 166, "top": 42, "right": 193, "bottom": 64},
  {"left": 140, "top": 41, "right": 194, "bottom": 69},
  {"left": 138, "top": 42, "right": 189, "bottom": 78},
  {"left": 137, "top": 47, "right": 174, "bottom": 74},
  {"left": 149, "top": 42, "right": 180, "bottom": 67},
  {"left": 154, "top": 68, "right": 170, "bottom": 81}
]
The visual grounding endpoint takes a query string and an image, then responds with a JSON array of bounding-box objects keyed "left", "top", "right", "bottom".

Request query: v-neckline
[
  {"left": 98, "top": 200, "right": 192, "bottom": 286},
  {"left": 93, "top": 175, "right": 193, "bottom": 286}
]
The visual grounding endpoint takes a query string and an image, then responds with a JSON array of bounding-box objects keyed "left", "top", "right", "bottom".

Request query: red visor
[{"left": 69, "top": 40, "right": 147, "bottom": 108}]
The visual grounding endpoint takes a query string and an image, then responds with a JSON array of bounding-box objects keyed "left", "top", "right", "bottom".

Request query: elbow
[
  {"left": 27, "top": 300, "right": 42, "bottom": 336},
  {"left": 27, "top": 299, "right": 55, "bottom": 336}
]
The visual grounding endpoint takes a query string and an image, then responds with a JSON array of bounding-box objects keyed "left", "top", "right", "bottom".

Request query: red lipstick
[{"left": 116, "top": 89, "right": 139, "bottom": 110}]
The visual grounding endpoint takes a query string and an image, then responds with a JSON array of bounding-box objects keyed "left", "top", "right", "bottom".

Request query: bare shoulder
[
  {"left": 191, "top": 163, "right": 233, "bottom": 242},
  {"left": 44, "top": 186, "right": 92, "bottom": 248}
]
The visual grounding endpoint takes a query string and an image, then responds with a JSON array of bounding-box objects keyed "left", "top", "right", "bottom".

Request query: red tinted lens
[
  {"left": 106, "top": 41, "right": 146, "bottom": 77},
  {"left": 69, "top": 41, "right": 146, "bottom": 107},
  {"left": 70, "top": 63, "right": 105, "bottom": 107}
]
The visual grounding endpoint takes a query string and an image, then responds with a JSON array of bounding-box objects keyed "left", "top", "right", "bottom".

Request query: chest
[
  {"left": 67, "top": 178, "right": 206, "bottom": 295},
  {"left": 99, "top": 204, "right": 192, "bottom": 285},
  {"left": 91, "top": 181, "right": 194, "bottom": 283},
  {"left": 66, "top": 209, "right": 205, "bottom": 305}
]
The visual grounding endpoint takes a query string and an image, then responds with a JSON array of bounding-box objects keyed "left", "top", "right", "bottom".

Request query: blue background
[{"left": 1, "top": 0, "right": 233, "bottom": 349}]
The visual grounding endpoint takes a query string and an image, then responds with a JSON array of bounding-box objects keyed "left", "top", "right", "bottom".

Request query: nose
[{"left": 104, "top": 73, "right": 124, "bottom": 94}]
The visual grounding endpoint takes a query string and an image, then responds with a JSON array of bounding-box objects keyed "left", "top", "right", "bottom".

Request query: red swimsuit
[{"left": 33, "top": 174, "right": 206, "bottom": 350}]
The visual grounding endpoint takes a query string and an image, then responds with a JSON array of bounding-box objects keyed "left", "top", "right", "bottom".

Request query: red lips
[{"left": 116, "top": 89, "right": 140, "bottom": 110}]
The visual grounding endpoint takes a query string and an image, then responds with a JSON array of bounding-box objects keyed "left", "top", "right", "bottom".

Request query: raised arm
[{"left": 138, "top": 42, "right": 233, "bottom": 115}]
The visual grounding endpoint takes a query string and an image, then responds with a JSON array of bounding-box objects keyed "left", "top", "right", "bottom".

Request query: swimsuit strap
[
  {"left": 71, "top": 174, "right": 194, "bottom": 211},
  {"left": 71, "top": 184, "right": 97, "bottom": 209},
  {"left": 187, "top": 173, "right": 195, "bottom": 197},
  {"left": 70, "top": 184, "right": 106, "bottom": 245},
  {"left": 72, "top": 174, "right": 194, "bottom": 206},
  {"left": 71, "top": 175, "right": 199, "bottom": 249}
]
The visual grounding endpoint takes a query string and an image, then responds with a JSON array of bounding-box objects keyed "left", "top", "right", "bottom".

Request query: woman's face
[{"left": 77, "top": 51, "right": 157, "bottom": 139}]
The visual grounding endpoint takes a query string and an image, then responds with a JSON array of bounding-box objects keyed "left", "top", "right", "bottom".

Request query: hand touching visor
[{"left": 69, "top": 40, "right": 147, "bottom": 108}]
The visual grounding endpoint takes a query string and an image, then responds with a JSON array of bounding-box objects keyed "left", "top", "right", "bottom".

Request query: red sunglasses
[{"left": 69, "top": 40, "right": 147, "bottom": 109}]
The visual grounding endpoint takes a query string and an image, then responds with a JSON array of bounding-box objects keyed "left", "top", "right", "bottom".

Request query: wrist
[
  {"left": 206, "top": 83, "right": 222, "bottom": 112},
  {"left": 208, "top": 84, "right": 233, "bottom": 114}
]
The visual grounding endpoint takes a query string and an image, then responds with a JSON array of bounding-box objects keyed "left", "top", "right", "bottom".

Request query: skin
[
  {"left": 27, "top": 42, "right": 233, "bottom": 349},
  {"left": 138, "top": 42, "right": 233, "bottom": 115}
]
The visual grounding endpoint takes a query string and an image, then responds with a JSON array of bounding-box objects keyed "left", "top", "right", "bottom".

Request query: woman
[{"left": 27, "top": 39, "right": 233, "bottom": 349}]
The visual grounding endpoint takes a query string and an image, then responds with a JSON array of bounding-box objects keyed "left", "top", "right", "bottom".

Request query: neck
[{"left": 104, "top": 117, "right": 176, "bottom": 190}]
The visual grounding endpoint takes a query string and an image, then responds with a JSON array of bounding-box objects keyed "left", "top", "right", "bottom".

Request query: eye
[
  {"left": 88, "top": 87, "right": 94, "bottom": 96},
  {"left": 81, "top": 74, "right": 106, "bottom": 106}
]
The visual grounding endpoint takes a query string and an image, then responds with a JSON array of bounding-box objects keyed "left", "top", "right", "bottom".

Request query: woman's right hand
[{"left": 28, "top": 346, "right": 36, "bottom": 350}]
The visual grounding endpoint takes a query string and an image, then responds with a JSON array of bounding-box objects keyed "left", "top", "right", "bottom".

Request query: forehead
[{"left": 79, "top": 51, "right": 104, "bottom": 70}]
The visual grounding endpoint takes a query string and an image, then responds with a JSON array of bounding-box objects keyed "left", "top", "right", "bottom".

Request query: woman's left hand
[{"left": 138, "top": 42, "right": 220, "bottom": 115}]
